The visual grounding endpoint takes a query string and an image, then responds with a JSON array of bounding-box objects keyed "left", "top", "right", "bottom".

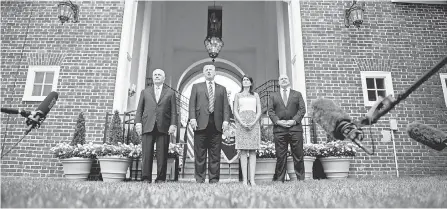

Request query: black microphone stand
[
  {"left": 1, "top": 7, "right": 35, "bottom": 159},
  {"left": 1, "top": 113, "right": 44, "bottom": 159}
]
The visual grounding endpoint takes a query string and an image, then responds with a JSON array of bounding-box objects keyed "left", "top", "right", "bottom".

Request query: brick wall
[
  {"left": 300, "top": 1, "right": 447, "bottom": 177},
  {"left": 1, "top": 1, "right": 124, "bottom": 177}
]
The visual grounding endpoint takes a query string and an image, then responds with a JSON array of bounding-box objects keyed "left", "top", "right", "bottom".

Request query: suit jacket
[
  {"left": 135, "top": 85, "right": 177, "bottom": 134},
  {"left": 268, "top": 89, "right": 306, "bottom": 133},
  {"left": 188, "top": 82, "right": 230, "bottom": 132}
]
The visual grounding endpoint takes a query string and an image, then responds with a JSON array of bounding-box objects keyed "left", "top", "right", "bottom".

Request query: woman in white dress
[{"left": 233, "top": 75, "right": 261, "bottom": 186}]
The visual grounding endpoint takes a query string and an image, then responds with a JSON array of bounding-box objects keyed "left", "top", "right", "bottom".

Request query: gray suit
[
  {"left": 268, "top": 89, "right": 306, "bottom": 181},
  {"left": 135, "top": 85, "right": 177, "bottom": 182},
  {"left": 188, "top": 82, "right": 230, "bottom": 183}
]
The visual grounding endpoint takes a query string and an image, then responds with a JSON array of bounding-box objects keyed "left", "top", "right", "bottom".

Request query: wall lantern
[
  {"left": 58, "top": 1, "right": 79, "bottom": 24},
  {"left": 345, "top": 0, "right": 365, "bottom": 28},
  {"left": 204, "top": 4, "right": 223, "bottom": 62}
]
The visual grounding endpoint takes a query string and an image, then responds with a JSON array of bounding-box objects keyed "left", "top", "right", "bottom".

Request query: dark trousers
[
  {"left": 272, "top": 131, "right": 304, "bottom": 182},
  {"left": 141, "top": 125, "right": 169, "bottom": 182},
  {"left": 193, "top": 113, "right": 222, "bottom": 183}
]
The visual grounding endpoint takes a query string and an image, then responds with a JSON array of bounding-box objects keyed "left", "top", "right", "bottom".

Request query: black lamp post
[{"left": 58, "top": 1, "right": 79, "bottom": 24}]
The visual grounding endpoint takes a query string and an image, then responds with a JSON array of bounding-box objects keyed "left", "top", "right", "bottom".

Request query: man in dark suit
[
  {"left": 189, "top": 64, "right": 230, "bottom": 183},
  {"left": 135, "top": 69, "right": 177, "bottom": 183},
  {"left": 268, "top": 74, "right": 306, "bottom": 181}
]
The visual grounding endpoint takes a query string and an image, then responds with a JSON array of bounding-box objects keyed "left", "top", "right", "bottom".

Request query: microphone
[
  {"left": 1, "top": 107, "right": 32, "bottom": 118},
  {"left": 24, "top": 91, "right": 59, "bottom": 135},
  {"left": 1, "top": 92, "right": 59, "bottom": 158},
  {"left": 311, "top": 98, "right": 373, "bottom": 154},
  {"left": 406, "top": 122, "right": 447, "bottom": 151}
]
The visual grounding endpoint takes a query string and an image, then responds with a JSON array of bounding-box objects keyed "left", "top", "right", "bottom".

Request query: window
[
  {"left": 23, "top": 65, "right": 60, "bottom": 101},
  {"left": 360, "top": 71, "right": 394, "bottom": 106},
  {"left": 441, "top": 73, "right": 447, "bottom": 107}
]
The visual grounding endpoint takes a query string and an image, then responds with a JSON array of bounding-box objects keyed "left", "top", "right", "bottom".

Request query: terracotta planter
[
  {"left": 253, "top": 158, "right": 276, "bottom": 181},
  {"left": 98, "top": 156, "right": 131, "bottom": 182},
  {"left": 60, "top": 157, "right": 93, "bottom": 180},
  {"left": 287, "top": 156, "right": 315, "bottom": 180},
  {"left": 319, "top": 156, "right": 353, "bottom": 179},
  {"left": 130, "top": 158, "right": 175, "bottom": 181}
]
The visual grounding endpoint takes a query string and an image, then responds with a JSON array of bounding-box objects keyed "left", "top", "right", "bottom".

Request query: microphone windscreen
[
  {"left": 406, "top": 122, "right": 447, "bottom": 151},
  {"left": 36, "top": 92, "right": 59, "bottom": 117},
  {"left": 311, "top": 98, "right": 352, "bottom": 140}
]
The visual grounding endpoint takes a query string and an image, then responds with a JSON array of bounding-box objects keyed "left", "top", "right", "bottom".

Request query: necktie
[
  {"left": 208, "top": 81, "right": 214, "bottom": 113},
  {"left": 156, "top": 87, "right": 161, "bottom": 102},
  {"left": 282, "top": 88, "right": 288, "bottom": 106}
]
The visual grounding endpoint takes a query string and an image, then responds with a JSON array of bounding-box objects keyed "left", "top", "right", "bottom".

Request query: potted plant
[
  {"left": 165, "top": 143, "right": 183, "bottom": 180},
  {"left": 50, "top": 112, "right": 95, "bottom": 180},
  {"left": 254, "top": 140, "right": 276, "bottom": 181},
  {"left": 287, "top": 143, "right": 319, "bottom": 180},
  {"left": 96, "top": 110, "right": 132, "bottom": 182},
  {"left": 317, "top": 140, "right": 357, "bottom": 179},
  {"left": 167, "top": 142, "right": 184, "bottom": 159}
]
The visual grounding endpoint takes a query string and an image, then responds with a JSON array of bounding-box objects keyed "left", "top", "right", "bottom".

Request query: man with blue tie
[
  {"left": 268, "top": 74, "right": 306, "bottom": 182},
  {"left": 135, "top": 69, "right": 177, "bottom": 183},
  {"left": 189, "top": 64, "right": 230, "bottom": 183}
]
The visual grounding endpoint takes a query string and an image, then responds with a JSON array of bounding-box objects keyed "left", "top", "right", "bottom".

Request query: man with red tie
[{"left": 188, "top": 64, "right": 230, "bottom": 183}]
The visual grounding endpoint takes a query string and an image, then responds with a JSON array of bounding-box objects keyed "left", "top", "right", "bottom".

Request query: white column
[
  {"left": 287, "top": 0, "right": 309, "bottom": 143},
  {"left": 135, "top": 1, "right": 152, "bottom": 105},
  {"left": 276, "top": 1, "right": 287, "bottom": 76},
  {"left": 287, "top": 0, "right": 307, "bottom": 109},
  {"left": 112, "top": 0, "right": 138, "bottom": 113}
]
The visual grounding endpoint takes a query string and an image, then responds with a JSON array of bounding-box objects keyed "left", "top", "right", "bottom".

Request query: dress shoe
[
  {"left": 209, "top": 180, "right": 219, "bottom": 184},
  {"left": 141, "top": 176, "right": 151, "bottom": 183}
]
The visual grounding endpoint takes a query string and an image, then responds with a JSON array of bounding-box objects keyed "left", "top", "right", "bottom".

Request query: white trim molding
[
  {"left": 134, "top": 1, "right": 152, "bottom": 109},
  {"left": 113, "top": 0, "right": 139, "bottom": 113},
  {"left": 22, "top": 65, "right": 60, "bottom": 102},
  {"left": 176, "top": 57, "right": 244, "bottom": 91},
  {"left": 276, "top": 1, "right": 287, "bottom": 76},
  {"left": 287, "top": 0, "right": 307, "bottom": 110},
  {"left": 440, "top": 73, "right": 447, "bottom": 107},
  {"left": 360, "top": 71, "right": 394, "bottom": 107}
]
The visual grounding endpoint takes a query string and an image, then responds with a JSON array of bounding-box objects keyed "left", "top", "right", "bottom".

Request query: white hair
[
  {"left": 279, "top": 74, "right": 289, "bottom": 80},
  {"left": 153, "top": 69, "right": 165, "bottom": 77}
]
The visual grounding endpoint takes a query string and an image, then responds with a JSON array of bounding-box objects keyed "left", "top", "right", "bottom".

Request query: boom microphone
[
  {"left": 36, "top": 91, "right": 58, "bottom": 117},
  {"left": 1, "top": 92, "right": 59, "bottom": 158},
  {"left": 312, "top": 98, "right": 373, "bottom": 154},
  {"left": 24, "top": 91, "right": 59, "bottom": 135},
  {"left": 406, "top": 122, "right": 447, "bottom": 151}
]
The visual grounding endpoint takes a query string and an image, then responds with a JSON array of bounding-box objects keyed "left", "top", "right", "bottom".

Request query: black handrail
[{"left": 253, "top": 79, "right": 279, "bottom": 113}]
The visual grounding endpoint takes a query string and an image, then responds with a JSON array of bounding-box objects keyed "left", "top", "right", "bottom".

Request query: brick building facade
[
  {"left": 1, "top": 1, "right": 446, "bottom": 178},
  {"left": 1, "top": 1, "right": 124, "bottom": 177},
  {"left": 300, "top": 1, "right": 447, "bottom": 176}
]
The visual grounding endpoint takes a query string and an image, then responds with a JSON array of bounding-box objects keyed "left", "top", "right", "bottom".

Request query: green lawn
[{"left": 1, "top": 176, "right": 446, "bottom": 208}]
